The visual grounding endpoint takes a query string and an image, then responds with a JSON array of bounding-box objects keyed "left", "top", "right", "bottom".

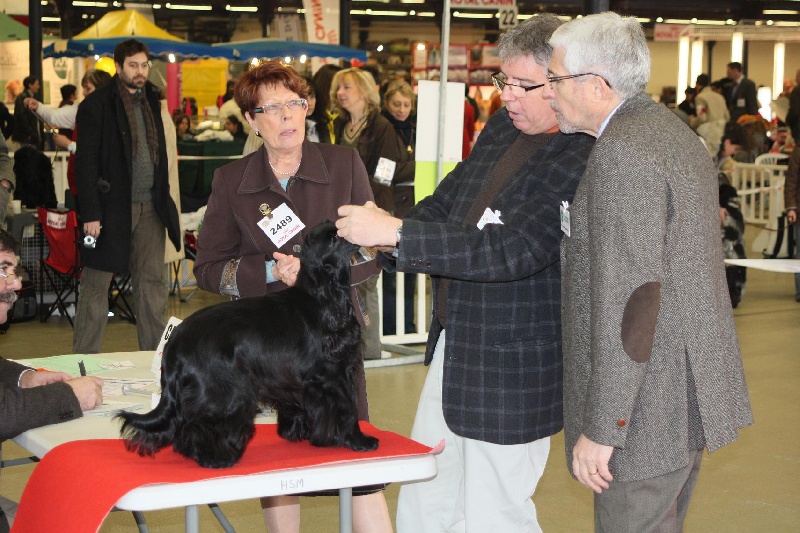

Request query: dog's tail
[{"left": 116, "top": 380, "right": 181, "bottom": 457}]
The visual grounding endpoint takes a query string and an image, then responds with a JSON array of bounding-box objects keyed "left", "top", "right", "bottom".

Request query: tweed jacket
[
  {"left": 193, "top": 141, "right": 380, "bottom": 317},
  {"left": 561, "top": 93, "right": 753, "bottom": 482},
  {"left": 783, "top": 143, "right": 800, "bottom": 211},
  {"left": 75, "top": 77, "right": 181, "bottom": 273},
  {"left": 393, "top": 109, "right": 594, "bottom": 445},
  {"left": 0, "top": 358, "right": 81, "bottom": 441}
]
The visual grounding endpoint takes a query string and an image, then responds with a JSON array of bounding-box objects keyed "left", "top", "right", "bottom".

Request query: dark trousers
[{"left": 595, "top": 449, "right": 703, "bottom": 533}]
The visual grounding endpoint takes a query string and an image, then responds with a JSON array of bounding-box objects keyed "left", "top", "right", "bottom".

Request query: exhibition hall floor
[{"left": 0, "top": 262, "right": 797, "bottom": 532}]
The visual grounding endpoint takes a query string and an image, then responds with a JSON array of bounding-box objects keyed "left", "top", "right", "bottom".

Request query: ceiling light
[
  {"left": 763, "top": 10, "right": 799, "bottom": 16},
  {"left": 656, "top": 17, "right": 664, "bottom": 23},
  {"left": 416, "top": 43, "right": 426, "bottom": 51},
  {"left": 42, "top": 16, "right": 61, "bottom": 22},
  {"left": 226, "top": 5, "right": 257, "bottom": 12},
  {"left": 165, "top": 3, "right": 212, "bottom": 11},
  {"left": 73, "top": 1, "right": 109, "bottom": 6},
  {"left": 377, "top": 44, "right": 384, "bottom": 52},
  {"left": 454, "top": 12, "right": 494, "bottom": 19}
]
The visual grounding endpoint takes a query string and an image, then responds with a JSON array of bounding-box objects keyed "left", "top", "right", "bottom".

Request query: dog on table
[{"left": 117, "top": 221, "right": 379, "bottom": 468}]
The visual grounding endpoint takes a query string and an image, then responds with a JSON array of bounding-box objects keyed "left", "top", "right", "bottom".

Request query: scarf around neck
[{"left": 116, "top": 76, "right": 159, "bottom": 166}]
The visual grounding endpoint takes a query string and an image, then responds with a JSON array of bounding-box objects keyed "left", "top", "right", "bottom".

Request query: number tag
[{"left": 257, "top": 203, "right": 305, "bottom": 248}]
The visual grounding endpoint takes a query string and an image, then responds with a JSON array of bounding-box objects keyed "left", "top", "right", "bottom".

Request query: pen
[{"left": 78, "top": 360, "right": 86, "bottom": 377}]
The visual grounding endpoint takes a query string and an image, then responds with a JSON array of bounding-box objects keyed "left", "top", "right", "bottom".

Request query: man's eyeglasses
[
  {"left": 547, "top": 72, "right": 612, "bottom": 89},
  {"left": 252, "top": 99, "right": 308, "bottom": 116},
  {"left": 491, "top": 72, "right": 545, "bottom": 98},
  {"left": 0, "top": 270, "right": 19, "bottom": 285}
]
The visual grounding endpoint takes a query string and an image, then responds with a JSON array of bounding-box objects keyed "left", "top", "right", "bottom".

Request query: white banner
[{"left": 301, "top": 0, "right": 340, "bottom": 45}]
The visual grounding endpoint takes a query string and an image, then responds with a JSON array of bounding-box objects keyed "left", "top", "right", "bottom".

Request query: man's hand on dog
[
  {"left": 337, "top": 201, "right": 399, "bottom": 251},
  {"left": 272, "top": 252, "right": 300, "bottom": 286}
]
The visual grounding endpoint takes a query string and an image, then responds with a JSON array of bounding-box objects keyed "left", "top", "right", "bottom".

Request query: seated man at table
[{"left": 0, "top": 228, "right": 104, "bottom": 442}]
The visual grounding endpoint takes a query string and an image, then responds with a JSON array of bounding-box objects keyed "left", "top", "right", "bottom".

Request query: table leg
[
  {"left": 185, "top": 505, "right": 199, "bottom": 533},
  {"left": 339, "top": 487, "right": 353, "bottom": 533}
]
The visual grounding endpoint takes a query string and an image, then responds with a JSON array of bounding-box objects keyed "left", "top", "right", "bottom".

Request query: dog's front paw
[{"left": 346, "top": 433, "right": 379, "bottom": 452}]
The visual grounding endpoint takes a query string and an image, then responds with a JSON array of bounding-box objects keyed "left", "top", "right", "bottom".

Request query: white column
[
  {"left": 678, "top": 36, "right": 690, "bottom": 97},
  {"left": 773, "top": 41, "right": 786, "bottom": 100},
  {"left": 690, "top": 39, "right": 704, "bottom": 87},
  {"left": 731, "top": 31, "right": 744, "bottom": 63}
]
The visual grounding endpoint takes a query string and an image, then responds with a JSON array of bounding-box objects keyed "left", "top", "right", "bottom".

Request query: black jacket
[{"left": 75, "top": 77, "right": 181, "bottom": 272}]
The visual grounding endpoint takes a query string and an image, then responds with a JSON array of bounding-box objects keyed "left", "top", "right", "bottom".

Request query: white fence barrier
[
  {"left": 730, "top": 162, "right": 788, "bottom": 256},
  {"left": 376, "top": 271, "right": 431, "bottom": 347}
]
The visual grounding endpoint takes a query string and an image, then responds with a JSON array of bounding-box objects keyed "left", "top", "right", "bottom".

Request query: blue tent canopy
[
  {"left": 44, "top": 37, "right": 368, "bottom": 63},
  {"left": 44, "top": 37, "right": 224, "bottom": 60},
  {"left": 211, "top": 40, "right": 367, "bottom": 62}
]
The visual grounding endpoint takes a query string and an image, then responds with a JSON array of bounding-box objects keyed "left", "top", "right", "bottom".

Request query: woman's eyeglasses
[{"left": 252, "top": 99, "right": 308, "bottom": 116}]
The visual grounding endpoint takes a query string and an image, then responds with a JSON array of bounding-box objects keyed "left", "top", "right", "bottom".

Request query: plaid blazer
[{"left": 395, "top": 110, "right": 594, "bottom": 445}]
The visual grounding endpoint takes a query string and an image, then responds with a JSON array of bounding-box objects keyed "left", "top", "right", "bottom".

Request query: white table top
[{"left": 13, "top": 350, "right": 437, "bottom": 516}]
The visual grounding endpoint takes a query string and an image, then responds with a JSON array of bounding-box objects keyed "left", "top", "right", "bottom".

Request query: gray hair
[
  {"left": 549, "top": 12, "right": 650, "bottom": 99},
  {"left": 497, "top": 13, "right": 563, "bottom": 67}
]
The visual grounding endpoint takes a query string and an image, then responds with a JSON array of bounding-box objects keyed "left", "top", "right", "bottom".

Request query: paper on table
[
  {"left": 13, "top": 354, "right": 118, "bottom": 376},
  {"left": 101, "top": 378, "right": 157, "bottom": 397},
  {"left": 85, "top": 400, "right": 144, "bottom": 417}
]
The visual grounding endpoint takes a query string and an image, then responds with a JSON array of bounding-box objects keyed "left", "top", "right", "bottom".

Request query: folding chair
[
  {"left": 36, "top": 207, "right": 81, "bottom": 327},
  {"left": 170, "top": 230, "right": 199, "bottom": 302}
]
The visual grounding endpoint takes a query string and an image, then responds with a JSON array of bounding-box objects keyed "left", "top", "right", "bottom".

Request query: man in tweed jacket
[
  {"left": 544, "top": 13, "right": 753, "bottom": 532},
  {"left": 337, "top": 14, "right": 594, "bottom": 533}
]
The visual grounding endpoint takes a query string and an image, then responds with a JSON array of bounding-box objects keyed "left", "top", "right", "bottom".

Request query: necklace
[
  {"left": 269, "top": 157, "right": 302, "bottom": 176},
  {"left": 346, "top": 115, "right": 368, "bottom": 134}
]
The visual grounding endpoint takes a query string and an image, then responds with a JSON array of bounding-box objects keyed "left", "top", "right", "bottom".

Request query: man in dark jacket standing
[{"left": 73, "top": 39, "right": 180, "bottom": 354}]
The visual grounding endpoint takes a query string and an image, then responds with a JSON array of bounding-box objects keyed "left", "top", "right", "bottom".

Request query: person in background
[
  {"left": 173, "top": 113, "right": 194, "bottom": 141},
  {"left": 678, "top": 86, "right": 697, "bottom": 118},
  {"left": 337, "top": 13, "right": 595, "bottom": 532},
  {"left": 192, "top": 60, "right": 391, "bottom": 533},
  {"left": 0, "top": 225, "right": 103, "bottom": 533},
  {"left": 73, "top": 39, "right": 181, "bottom": 354},
  {"left": 216, "top": 79, "right": 234, "bottom": 108},
  {"left": 0, "top": 132, "right": 15, "bottom": 224},
  {"left": 303, "top": 78, "right": 320, "bottom": 143},
  {"left": 12, "top": 76, "right": 43, "bottom": 150},
  {"left": 727, "top": 61, "right": 759, "bottom": 120},
  {"left": 25, "top": 69, "right": 113, "bottom": 198},
  {"left": 785, "top": 68, "right": 800, "bottom": 140},
  {"left": 0, "top": 103, "right": 12, "bottom": 140},
  {"left": 380, "top": 80, "right": 417, "bottom": 335},
  {"left": 543, "top": 12, "right": 752, "bottom": 532},
  {"left": 331, "top": 67, "right": 408, "bottom": 359},
  {"left": 224, "top": 114, "right": 247, "bottom": 142},
  {"left": 58, "top": 84, "right": 78, "bottom": 108},
  {"left": 309, "top": 64, "right": 342, "bottom": 143},
  {"left": 219, "top": 84, "right": 250, "bottom": 137},
  {"left": 783, "top": 142, "right": 800, "bottom": 302}
]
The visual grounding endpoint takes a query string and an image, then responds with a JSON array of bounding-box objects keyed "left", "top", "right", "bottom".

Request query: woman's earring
[{"left": 255, "top": 130, "right": 261, "bottom": 137}]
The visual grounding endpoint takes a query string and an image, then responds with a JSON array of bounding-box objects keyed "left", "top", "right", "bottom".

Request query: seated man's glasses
[
  {"left": 491, "top": 72, "right": 545, "bottom": 98},
  {"left": 0, "top": 270, "right": 19, "bottom": 285},
  {"left": 252, "top": 99, "right": 308, "bottom": 116}
]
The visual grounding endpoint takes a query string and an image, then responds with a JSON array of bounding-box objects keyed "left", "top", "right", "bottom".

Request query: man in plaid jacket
[{"left": 336, "top": 14, "right": 593, "bottom": 533}]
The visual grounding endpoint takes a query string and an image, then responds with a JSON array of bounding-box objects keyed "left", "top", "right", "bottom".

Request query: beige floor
[{"left": 0, "top": 262, "right": 798, "bottom": 532}]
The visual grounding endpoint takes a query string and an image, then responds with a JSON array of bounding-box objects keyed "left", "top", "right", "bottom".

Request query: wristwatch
[{"left": 392, "top": 222, "right": 403, "bottom": 257}]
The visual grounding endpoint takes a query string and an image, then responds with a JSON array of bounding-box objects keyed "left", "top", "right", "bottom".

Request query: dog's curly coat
[{"left": 117, "top": 221, "right": 379, "bottom": 468}]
